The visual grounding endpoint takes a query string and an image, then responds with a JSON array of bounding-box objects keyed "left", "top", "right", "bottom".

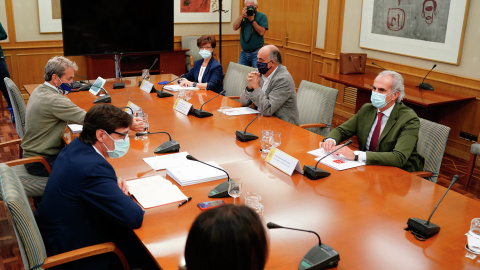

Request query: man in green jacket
[{"left": 319, "top": 70, "right": 424, "bottom": 172}]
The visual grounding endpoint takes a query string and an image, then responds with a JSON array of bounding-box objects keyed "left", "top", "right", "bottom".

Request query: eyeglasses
[{"left": 110, "top": 130, "right": 130, "bottom": 141}]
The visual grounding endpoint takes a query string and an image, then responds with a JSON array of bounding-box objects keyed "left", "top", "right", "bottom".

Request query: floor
[{"left": 0, "top": 106, "right": 479, "bottom": 269}]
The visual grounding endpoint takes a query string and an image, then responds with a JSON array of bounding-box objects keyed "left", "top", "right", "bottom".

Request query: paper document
[
  {"left": 218, "top": 107, "right": 259, "bottom": 116},
  {"left": 164, "top": 84, "right": 199, "bottom": 92},
  {"left": 166, "top": 161, "right": 227, "bottom": 186},
  {"left": 308, "top": 148, "right": 364, "bottom": 171},
  {"left": 128, "top": 175, "right": 187, "bottom": 209},
  {"left": 143, "top": 152, "right": 192, "bottom": 171},
  {"left": 67, "top": 124, "right": 83, "bottom": 133}
]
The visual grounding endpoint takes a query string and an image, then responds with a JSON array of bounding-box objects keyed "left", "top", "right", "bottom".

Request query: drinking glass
[
  {"left": 466, "top": 218, "right": 480, "bottom": 253},
  {"left": 228, "top": 180, "right": 243, "bottom": 205},
  {"left": 142, "top": 113, "right": 149, "bottom": 139},
  {"left": 184, "top": 89, "right": 192, "bottom": 101},
  {"left": 142, "top": 69, "right": 151, "bottom": 81},
  {"left": 270, "top": 131, "right": 281, "bottom": 149},
  {"left": 134, "top": 109, "right": 144, "bottom": 140},
  {"left": 260, "top": 130, "right": 273, "bottom": 153},
  {"left": 178, "top": 89, "right": 186, "bottom": 100},
  {"left": 245, "top": 191, "right": 264, "bottom": 217}
]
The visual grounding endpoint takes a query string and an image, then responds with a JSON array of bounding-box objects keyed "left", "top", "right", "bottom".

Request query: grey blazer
[{"left": 240, "top": 65, "right": 299, "bottom": 125}]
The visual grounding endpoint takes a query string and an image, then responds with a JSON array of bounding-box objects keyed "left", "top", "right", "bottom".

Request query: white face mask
[
  {"left": 199, "top": 49, "right": 212, "bottom": 59},
  {"left": 102, "top": 131, "right": 130, "bottom": 158},
  {"left": 371, "top": 91, "right": 394, "bottom": 109}
]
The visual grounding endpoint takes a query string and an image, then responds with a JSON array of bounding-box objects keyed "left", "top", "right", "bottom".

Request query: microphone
[
  {"left": 113, "top": 55, "right": 125, "bottom": 89},
  {"left": 266, "top": 222, "right": 340, "bottom": 270},
  {"left": 303, "top": 140, "right": 353, "bottom": 180},
  {"left": 418, "top": 64, "right": 436, "bottom": 91},
  {"left": 93, "top": 87, "right": 111, "bottom": 103},
  {"left": 193, "top": 90, "right": 226, "bottom": 118},
  {"left": 405, "top": 175, "right": 458, "bottom": 241},
  {"left": 371, "top": 62, "right": 386, "bottom": 70},
  {"left": 74, "top": 74, "right": 92, "bottom": 91},
  {"left": 157, "top": 74, "right": 186, "bottom": 98},
  {"left": 186, "top": 154, "right": 230, "bottom": 198},
  {"left": 235, "top": 105, "right": 271, "bottom": 142},
  {"left": 136, "top": 131, "right": 180, "bottom": 154},
  {"left": 119, "top": 106, "right": 134, "bottom": 115}
]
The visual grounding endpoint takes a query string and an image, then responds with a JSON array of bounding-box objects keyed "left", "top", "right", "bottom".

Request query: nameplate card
[
  {"left": 173, "top": 98, "right": 192, "bottom": 116},
  {"left": 125, "top": 101, "right": 141, "bottom": 115},
  {"left": 265, "top": 148, "right": 303, "bottom": 176},
  {"left": 140, "top": 80, "right": 154, "bottom": 93}
]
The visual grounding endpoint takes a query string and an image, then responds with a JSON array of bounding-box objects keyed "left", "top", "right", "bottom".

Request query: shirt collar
[
  {"left": 44, "top": 81, "right": 63, "bottom": 95},
  {"left": 92, "top": 145, "right": 106, "bottom": 159},
  {"left": 378, "top": 102, "right": 395, "bottom": 117},
  {"left": 261, "top": 66, "right": 278, "bottom": 80}
]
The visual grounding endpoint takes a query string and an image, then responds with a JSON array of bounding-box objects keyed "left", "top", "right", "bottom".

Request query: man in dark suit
[
  {"left": 35, "top": 105, "right": 157, "bottom": 269},
  {"left": 319, "top": 70, "right": 424, "bottom": 172}
]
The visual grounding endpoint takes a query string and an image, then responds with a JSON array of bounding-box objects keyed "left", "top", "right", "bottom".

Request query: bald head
[{"left": 259, "top": 45, "right": 282, "bottom": 65}]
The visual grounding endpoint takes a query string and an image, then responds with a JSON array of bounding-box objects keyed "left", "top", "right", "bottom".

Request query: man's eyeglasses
[{"left": 111, "top": 131, "right": 130, "bottom": 141}]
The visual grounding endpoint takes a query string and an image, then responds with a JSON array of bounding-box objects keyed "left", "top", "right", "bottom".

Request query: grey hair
[
  {"left": 245, "top": 0, "right": 258, "bottom": 5},
  {"left": 265, "top": 45, "right": 282, "bottom": 65},
  {"left": 377, "top": 70, "right": 405, "bottom": 102},
  {"left": 44, "top": 56, "right": 78, "bottom": 81}
]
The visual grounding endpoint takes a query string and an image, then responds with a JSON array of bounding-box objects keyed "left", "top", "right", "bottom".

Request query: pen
[{"left": 178, "top": 197, "right": 192, "bottom": 207}]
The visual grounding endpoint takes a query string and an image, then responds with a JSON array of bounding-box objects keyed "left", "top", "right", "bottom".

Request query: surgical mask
[
  {"left": 57, "top": 77, "right": 73, "bottom": 94},
  {"left": 199, "top": 50, "right": 212, "bottom": 59},
  {"left": 257, "top": 61, "right": 271, "bottom": 75},
  {"left": 102, "top": 132, "right": 130, "bottom": 158},
  {"left": 370, "top": 91, "right": 394, "bottom": 109}
]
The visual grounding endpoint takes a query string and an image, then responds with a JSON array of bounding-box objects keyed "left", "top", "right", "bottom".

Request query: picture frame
[
  {"left": 360, "top": 0, "right": 470, "bottom": 65},
  {"left": 38, "top": 0, "right": 62, "bottom": 33},
  {"left": 174, "top": 0, "right": 231, "bottom": 23}
]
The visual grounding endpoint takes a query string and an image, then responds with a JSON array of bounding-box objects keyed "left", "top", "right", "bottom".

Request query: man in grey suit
[{"left": 240, "top": 45, "right": 299, "bottom": 125}]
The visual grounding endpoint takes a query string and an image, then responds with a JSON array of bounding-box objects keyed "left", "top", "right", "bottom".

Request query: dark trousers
[
  {"left": 0, "top": 58, "right": 12, "bottom": 109},
  {"left": 24, "top": 155, "right": 57, "bottom": 177}
]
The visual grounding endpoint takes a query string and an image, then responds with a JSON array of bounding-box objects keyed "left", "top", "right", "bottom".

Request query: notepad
[
  {"left": 164, "top": 85, "right": 199, "bottom": 92},
  {"left": 166, "top": 161, "right": 227, "bottom": 186},
  {"left": 128, "top": 175, "right": 187, "bottom": 209},
  {"left": 308, "top": 148, "right": 364, "bottom": 171},
  {"left": 67, "top": 124, "right": 83, "bottom": 133},
  {"left": 143, "top": 152, "right": 192, "bottom": 171}
]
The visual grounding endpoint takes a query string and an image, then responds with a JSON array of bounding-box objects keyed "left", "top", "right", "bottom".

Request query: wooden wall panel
[
  {"left": 260, "top": 0, "right": 286, "bottom": 47},
  {"left": 284, "top": 0, "right": 316, "bottom": 52},
  {"left": 283, "top": 49, "right": 311, "bottom": 88}
]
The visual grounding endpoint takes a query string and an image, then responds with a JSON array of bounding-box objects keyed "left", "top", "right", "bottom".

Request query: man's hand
[
  {"left": 319, "top": 139, "right": 336, "bottom": 153},
  {"left": 242, "top": 7, "right": 248, "bottom": 18},
  {"left": 332, "top": 145, "right": 355, "bottom": 160},
  {"left": 117, "top": 177, "right": 129, "bottom": 196},
  {"left": 131, "top": 117, "right": 145, "bottom": 132},
  {"left": 247, "top": 71, "right": 260, "bottom": 90}
]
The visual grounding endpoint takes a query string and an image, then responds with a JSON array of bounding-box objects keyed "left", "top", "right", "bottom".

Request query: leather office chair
[
  {"left": 5, "top": 78, "right": 26, "bottom": 138},
  {"left": 296, "top": 80, "right": 338, "bottom": 136},
  {"left": 181, "top": 35, "right": 201, "bottom": 72},
  {"left": 413, "top": 118, "right": 450, "bottom": 183},
  {"left": 465, "top": 133, "right": 480, "bottom": 189},
  {"left": 0, "top": 163, "right": 130, "bottom": 270},
  {"left": 224, "top": 62, "right": 256, "bottom": 100}
]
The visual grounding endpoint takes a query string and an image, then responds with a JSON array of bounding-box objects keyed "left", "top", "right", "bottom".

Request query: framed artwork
[
  {"left": 38, "top": 0, "right": 62, "bottom": 33},
  {"left": 360, "top": 0, "right": 470, "bottom": 65},
  {"left": 174, "top": 0, "right": 231, "bottom": 23}
]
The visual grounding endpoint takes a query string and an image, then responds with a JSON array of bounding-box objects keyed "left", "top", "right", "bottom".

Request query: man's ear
[{"left": 96, "top": 129, "right": 105, "bottom": 143}]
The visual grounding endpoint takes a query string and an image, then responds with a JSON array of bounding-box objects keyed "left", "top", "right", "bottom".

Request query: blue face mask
[
  {"left": 57, "top": 77, "right": 73, "bottom": 94},
  {"left": 371, "top": 91, "right": 394, "bottom": 109},
  {"left": 103, "top": 132, "right": 130, "bottom": 158},
  {"left": 199, "top": 49, "right": 212, "bottom": 59},
  {"left": 256, "top": 61, "right": 271, "bottom": 75}
]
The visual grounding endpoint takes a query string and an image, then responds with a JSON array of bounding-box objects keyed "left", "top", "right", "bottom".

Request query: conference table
[{"left": 25, "top": 76, "right": 480, "bottom": 270}]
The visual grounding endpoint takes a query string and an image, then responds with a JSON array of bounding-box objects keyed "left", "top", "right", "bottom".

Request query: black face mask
[{"left": 257, "top": 61, "right": 271, "bottom": 74}]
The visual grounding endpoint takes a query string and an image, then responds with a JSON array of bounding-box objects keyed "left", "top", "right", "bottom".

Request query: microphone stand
[
  {"left": 93, "top": 87, "right": 111, "bottom": 103},
  {"left": 113, "top": 54, "right": 125, "bottom": 89},
  {"left": 136, "top": 131, "right": 180, "bottom": 154},
  {"left": 193, "top": 90, "right": 226, "bottom": 118},
  {"left": 235, "top": 105, "right": 271, "bottom": 142},
  {"left": 303, "top": 140, "right": 352, "bottom": 180},
  {"left": 186, "top": 155, "right": 231, "bottom": 198},
  {"left": 418, "top": 64, "right": 437, "bottom": 91}
]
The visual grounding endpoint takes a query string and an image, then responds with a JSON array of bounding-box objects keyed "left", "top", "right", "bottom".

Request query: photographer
[{"left": 233, "top": 0, "right": 268, "bottom": 68}]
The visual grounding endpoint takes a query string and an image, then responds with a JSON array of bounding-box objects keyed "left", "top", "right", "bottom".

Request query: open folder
[{"left": 128, "top": 175, "right": 187, "bottom": 209}]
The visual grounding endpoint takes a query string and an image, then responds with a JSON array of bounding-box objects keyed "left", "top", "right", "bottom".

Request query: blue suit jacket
[
  {"left": 35, "top": 139, "right": 144, "bottom": 269},
  {"left": 185, "top": 58, "right": 224, "bottom": 93}
]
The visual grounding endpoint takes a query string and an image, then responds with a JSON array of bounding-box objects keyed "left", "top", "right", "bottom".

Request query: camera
[{"left": 246, "top": 5, "right": 256, "bottom": 16}]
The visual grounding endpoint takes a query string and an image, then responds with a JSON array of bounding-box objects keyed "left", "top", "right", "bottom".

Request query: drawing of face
[{"left": 422, "top": 0, "right": 437, "bottom": 25}]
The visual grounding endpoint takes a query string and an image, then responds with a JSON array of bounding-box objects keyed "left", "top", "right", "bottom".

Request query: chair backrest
[
  {"left": 0, "top": 163, "right": 47, "bottom": 270},
  {"left": 224, "top": 62, "right": 256, "bottom": 98},
  {"left": 417, "top": 118, "right": 451, "bottom": 183},
  {"left": 4, "top": 78, "right": 26, "bottom": 138},
  {"left": 296, "top": 80, "right": 339, "bottom": 136},
  {"left": 181, "top": 35, "right": 201, "bottom": 71}
]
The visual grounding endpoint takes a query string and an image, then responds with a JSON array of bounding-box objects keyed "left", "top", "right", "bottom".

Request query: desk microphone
[
  {"left": 93, "top": 87, "right": 111, "bottom": 103},
  {"left": 418, "top": 64, "right": 436, "bottom": 91},
  {"left": 193, "top": 90, "right": 226, "bottom": 118},
  {"left": 405, "top": 175, "right": 458, "bottom": 241},
  {"left": 74, "top": 74, "right": 93, "bottom": 91},
  {"left": 136, "top": 131, "right": 180, "bottom": 153},
  {"left": 303, "top": 140, "right": 352, "bottom": 180},
  {"left": 235, "top": 105, "right": 271, "bottom": 142},
  {"left": 157, "top": 74, "right": 186, "bottom": 98},
  {"left": 113, "top": 54, "right": 125, "bottom": 89},
  {"left": 371, "top": 62, "right": 386, "bottom": 70},
  {"left": 186, "top": 155, "right": 230, "bottom": 198},
  {"left": 267, "top": 222, "right": 340, "bottom": 270}
]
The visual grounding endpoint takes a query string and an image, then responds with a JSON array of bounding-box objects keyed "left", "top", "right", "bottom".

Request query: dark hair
[
  {"left": 185, "top": 205, "right": 268, "bottom": 270},
  {"left": 197, "top": 35, "right": 216, "bottom": 49},
  {"left": 79, "top": 104, "right": 132, "bottom": 145}
]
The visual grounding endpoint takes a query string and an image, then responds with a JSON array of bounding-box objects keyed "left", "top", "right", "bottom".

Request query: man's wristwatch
[
  {"left": 193, "top": 82, "right": 197, "bottom": 87},
  {"left": 246, "top": 86, "right": 254, "bottom": 93},
  {"left": 353, "top": 150, "right": 359, "bottom": 161}
]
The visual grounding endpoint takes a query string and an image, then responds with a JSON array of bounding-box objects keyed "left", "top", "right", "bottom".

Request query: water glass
[
  {"left": 142, "top": 113, "right": 149, "bottom": 139},
  {"left": 228, "top": 179, "right": 243, "bottom": 205},
  {"left": 178, "top": 89, "right": 186, "bottom": 100},
  {"left": 245, "top": 191, "right": 264, "bottom": 217},
  {"left": 466, "top": 218, "right": 480, "bottom": 253},
  {"left": 260, "top": 130, "right": 273, "bottom": 153},
  {"left": 142, "top": 69, "right": 151, "bottom": 81},
  {"left": 134, "top": 109, "right": 144, "bottom": 140},
  {"left": 270, "top": 131, "right": 281, "bottom": 148}
]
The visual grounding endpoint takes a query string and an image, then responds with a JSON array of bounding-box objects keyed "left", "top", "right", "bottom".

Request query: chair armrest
[
  {"left": 4, "top": 157, "right": 52, "bottom": 175},
  {"left": 299, "top": 123, "right": 327, "bottom": 129},
  {"left": 411, "top": 171, "right": 433, "bottom": 178},
  {"left": 0, "top": 139, "right": 22, "bottom": 159},
  {"left": 42, "top": 242, "right": 129, "bottom": 269},
  {"left": 227, "top": 96, "right": 240, "bottom": 100},
  {"left": 189, "top": 55, "right": 194, "bottom": 69}
]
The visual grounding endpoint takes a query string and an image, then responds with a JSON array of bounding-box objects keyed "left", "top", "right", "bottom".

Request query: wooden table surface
[{"left": 25, "top": 76, "right": 480, "bottom": 270}]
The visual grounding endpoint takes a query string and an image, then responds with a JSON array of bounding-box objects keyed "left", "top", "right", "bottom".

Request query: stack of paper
[
  {"left": 218, "top": 107, "right": 259, "bottom": 116},
  {"left": 308, "top": 148, "right": 364, "bottom": 171},
  {"left": 166, "top": 161, "right": 227, "bottom": 186},
  {"left": 128, "top": 175, "right": 187, "bottom": 209},
  {"left": 67, "top": 124, "right": 83, "bottom": 133},
  {"left": 143, "top": 152, "right": 191, "bottom": 171},
  {"left": 164, "top": 85, "right": 199, "bottom": 92}
]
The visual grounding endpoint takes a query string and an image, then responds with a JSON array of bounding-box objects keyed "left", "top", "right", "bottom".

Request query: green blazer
[{"left": 326, "top": 103, "right": 424, "bottom": 172}]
